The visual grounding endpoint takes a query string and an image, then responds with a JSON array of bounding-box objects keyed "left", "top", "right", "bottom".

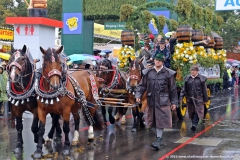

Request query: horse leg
[
  {"left": 113, "top": 108, "right": 119, "bottom": 123},
  {"left": 71, "top": 113, "right": 80, "bottom": 146},
  {"left": 54, "top": 114, "right": 62, "bottom": 141},
  {"left": 33, "top": 109, "right": 46, "bottom": 159},
  {"left": 131, "top": 107, "right": 137, "bottom": 132},
  {"left": 121, "top": 108, "right": 128, "bottom": 125},
  {"left": 31, "top": 116, "right": 40, "bottom": 144},
  {"left": 139, "top": 98, "right": 147, "bottom": 128},
  {"left": 101, "top": 106, "right": 107, "bottom": 125},
  {"left": 62, "top": 111, "right": 71, "bottom": 156},
  {"left": 108, "top": 107, "right": 115, "bottom": 124},
  {"left": 14, "top": 116, "right": 23, "bottom": 153},
  {"left": 88, "top": 125, "right": 94, "bottom": 142}
]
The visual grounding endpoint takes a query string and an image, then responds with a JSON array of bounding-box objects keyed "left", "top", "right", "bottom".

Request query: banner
[
  {"left": 215, "top": 0, "right": 240, "bottom": 11},
  {"left": 0, "top": 27, "right": 14, "bottom": 41},
  {"left": 94, "top": 23, "right": 121, "bottom": 41},
  {"left": 199, "top": 64, "right": 220, "bottom": 79}
]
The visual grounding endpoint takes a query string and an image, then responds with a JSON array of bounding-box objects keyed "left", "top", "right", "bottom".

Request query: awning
[{"left": 94, "top": 23, "right": 121, "bottom": 42}]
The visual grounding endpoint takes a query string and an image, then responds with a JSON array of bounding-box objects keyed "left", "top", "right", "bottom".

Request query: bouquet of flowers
[{"left": 118, "top": 45, "right": 136, "bottom": 68}]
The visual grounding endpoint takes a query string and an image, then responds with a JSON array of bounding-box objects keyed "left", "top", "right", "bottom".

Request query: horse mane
[
  {"left": 43, "top": 48, "right": 60, "bottom": 63},
  {"left": 130, "top": 59, "right": 140, "bottom": 69}
]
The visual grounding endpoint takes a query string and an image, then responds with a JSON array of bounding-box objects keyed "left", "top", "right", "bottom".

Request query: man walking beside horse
[{"left": 135, "top": 53, "right": 178, "bottom": 151}]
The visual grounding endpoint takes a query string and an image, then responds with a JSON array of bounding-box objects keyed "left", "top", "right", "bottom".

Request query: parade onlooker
[
  {"left": 231, "top": 67, "right": 236, "bottom": 88},
  {"left": 227, "top": 66, "right": 232, "bottom": 90},
  {"left": 165, "top": 38, "right": 170, "bottom": 50},
  {"left": 150, "top": 39, "right": 170, "bottom": 68},
  {"left": 180, "top": 65, "right": 208, "bottom": 131},
  {"left": 235, "top": 67, "right": 239, "bottom": 87},
  {"left": 154, "top": 35, "right": 163, "bottom": 50},
  {"left": 169, "top": 31, "right": 177, "bottom": 56},
  {"left": 138, "top": 44, "right": 152, "bottom": 61},
  {"left": 135, "top": 53, "right": 178, "bottom": 150},
  {"left": 0, "top": 65, "right": 8, "bottom": 117},
  {"left": 223, "top": 67, "right": 230, "bottom": 90}
]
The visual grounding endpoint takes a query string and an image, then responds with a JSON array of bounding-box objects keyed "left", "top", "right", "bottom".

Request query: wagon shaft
[{"left": 103, "top": 89, "right": 128, "bottom": 94}]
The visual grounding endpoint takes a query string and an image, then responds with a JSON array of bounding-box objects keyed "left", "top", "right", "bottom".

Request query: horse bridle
[
  {"left": 7, "top": 51, "right": 34, "bottom": 89},
  {"left": 96, "top": 59, "right": 111, "bottom": 83},
  {"left": 42, "top": 49, "right": 67, "bottom": 88},
  {"left": 127, "top": 60, "right": 141, "bottom": 94}
]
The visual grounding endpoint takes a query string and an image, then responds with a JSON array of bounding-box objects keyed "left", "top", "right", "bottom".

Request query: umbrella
[
  {"left": 94, "top": 56, "right": 101, "bottom": 60},
  {"left": 227, "top": 59, "right": 234, "bottom": 61},
  {"left": 68, "top": 54, "right": 86, "bottom": 62},
  {"left": 165, "top": 32, "right": 172, "bottom": 38},
  {"left": 232, "top": 63, "right": 239, "bottom": 67},
  {"left": 84, "top": 56, "right": 97, "bottom": 60},
  {"left": 0, "top": 52, "right": 10, "bottom": 60}
]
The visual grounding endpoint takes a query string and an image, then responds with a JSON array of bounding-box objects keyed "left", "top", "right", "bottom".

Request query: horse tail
[{"left": 82, "top": 106, "right": 104, "bottom": 131}]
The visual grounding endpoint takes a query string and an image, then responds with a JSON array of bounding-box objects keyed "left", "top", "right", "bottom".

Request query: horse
[
  {"left": 95, "top": 58, "right": 128, "bottom": 125},
  {"left": 6, "top": 45, "right": 62, "bottom": 154},
  {"left": 127, "top": 58, "right": 147, "bottom": 132},
  {"left": 33, "top": 46, "right": 103, "bottom": 158}
]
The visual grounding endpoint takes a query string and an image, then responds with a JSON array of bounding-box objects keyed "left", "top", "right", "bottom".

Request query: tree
[
  {"left": 0, "top": 0, "right": 16, "bottom": 26},
  {"left": 14, "top": 0, "right": 28, "bottom": 17},
  {"left": 47, "top": 0, "right": 62, "bottom": 21}
]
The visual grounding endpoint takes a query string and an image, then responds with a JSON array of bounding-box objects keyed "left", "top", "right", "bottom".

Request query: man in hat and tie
[
  {"left": 135, "top": 53, "right": 178, "bottom": 151},
  {"left": 150, "top": 39, "right": 170, "bottom": 68},
  {"left": 180, "top": 64, "right": 208, "bottom": 131}
]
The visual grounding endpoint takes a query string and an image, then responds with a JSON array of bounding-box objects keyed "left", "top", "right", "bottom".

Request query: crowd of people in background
[{"left": 223, "top": 65, "right": 240, "bottom": 90}]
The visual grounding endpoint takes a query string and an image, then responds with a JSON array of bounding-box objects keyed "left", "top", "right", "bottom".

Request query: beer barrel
[
  {"left": 214, "top": 37, "right": 223, "bottom": 50},
  {"left": 204, "top": 36, "right": 215, "bottom": 48},
  {"left": 32, "top": 0, "right": 47, "bottom": 8},
  {"left": 176, "top": 25, "right": 192, "bottom": 43},
  {"left": 192, "top": 30, "right": 204, "bottom": 42},
  {"left": 121, "top": 31, "right": 135, "bottom": 46}
]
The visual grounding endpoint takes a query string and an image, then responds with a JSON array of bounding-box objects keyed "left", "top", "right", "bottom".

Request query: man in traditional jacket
[
  {"left": 180, "top": 64, "right": 208, "bottom": 131},
  {"left": 135, "top": 53, "right": 178, "bottom": 150}
]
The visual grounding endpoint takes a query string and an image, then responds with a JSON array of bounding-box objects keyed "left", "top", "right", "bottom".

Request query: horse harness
[
  {"left": 34, "top": 61, "right": 101, "bottom": 126},
  {"left": 6, "top": 51, "right": 36, "bottom": 106}
]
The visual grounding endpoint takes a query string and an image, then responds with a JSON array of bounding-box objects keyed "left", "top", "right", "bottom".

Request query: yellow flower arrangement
[
  {"left": 173, "top": 42, "right": 197, "bottom": 64},
  {"left": 118, "top": 45, "right": 136, "bottom": 68}
]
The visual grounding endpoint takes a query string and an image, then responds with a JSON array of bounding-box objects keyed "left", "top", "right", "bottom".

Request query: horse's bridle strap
[
  {"left": 130, "top": 75, "right": 139, "bottom": 80},
  {"left": 48, "top": 69, "right": 62, "bottom": 78},
  {"left": 9, "top": 62, "right": 22, "bottom": 71}
]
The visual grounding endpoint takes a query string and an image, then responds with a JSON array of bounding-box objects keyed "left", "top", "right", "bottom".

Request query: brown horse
[
  {"left": 96, "top": 58, "right": 128, "bottom": 125},
  {"left": 33, "top": 46, "right": 103, "bottom": 158},
  {"left": 7, "top": 45, "right": 62, "bottom": 154},
  {"left": 127, "top": 58, "right": 147, "bottom": 132}
]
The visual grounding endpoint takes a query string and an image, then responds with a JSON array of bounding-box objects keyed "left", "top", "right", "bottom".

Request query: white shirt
[
  {"left": 154, "top": 65, "right": 163, "bottom": 73},
  {"left": 191, "top": 73, "right": 199, "bottom": 79}
]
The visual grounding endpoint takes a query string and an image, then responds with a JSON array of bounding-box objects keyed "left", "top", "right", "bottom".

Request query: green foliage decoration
[
  {"left": 83, "top": 0, "right": 146, "bottom": 20},
  {"left": 176, "top": 0, "right": 192, "bottom": 18},
  {"left": 158, "top": 15, "right": 166, "bottom": 31},
  {"left": 205, "top": 8, "right": 213, "bottom": 25},
  {"left": 216, "top": 16, "right": 224, "bottom": 28},
  {"left": 120, "top": 4, "right": 134, "bottom": 22},
  {"left": 169, "top": 19, "right": 178, "bottom": 31}
]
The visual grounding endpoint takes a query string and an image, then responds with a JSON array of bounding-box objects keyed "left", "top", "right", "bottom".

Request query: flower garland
[
  {"left": 171, "top": 41, "right": 227, "bottom": 87},
  {"left": 118, "top": 45, "right": 136, "bottom": 68}
]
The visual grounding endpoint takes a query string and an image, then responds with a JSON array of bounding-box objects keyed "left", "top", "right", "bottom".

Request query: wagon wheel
[
  {"left": 177, "top": 96, "right": 187, "bottom": 120},
  {"left": 204, "top": 88, "right": 211, "bottom": 112}
]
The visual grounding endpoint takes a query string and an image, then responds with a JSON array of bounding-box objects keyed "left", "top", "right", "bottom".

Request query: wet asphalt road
[{"left": 1, "top": 88, "right": 240, "bottom": 160}]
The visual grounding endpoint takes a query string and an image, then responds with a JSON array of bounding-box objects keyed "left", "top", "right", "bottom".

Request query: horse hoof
[
  {"left": 33, "top": 150, "right": 43, "bottom": 159},
  {"left": 140, "top": 123, "right": 145, "bottom": 128},
  {"left": 14, "top": 147, "right": 23, "bottom": 154},
  {"left": 121, "top": 120, "right": 126, "bottom": 125},
  {"left": 71, "top": 140, "right": 79, "bottom": 146},
  {"left": 62, "top": 147, "right": 70, "bottom": 156},
  {"left": 54, "top": 136, "right": 62, "bottom": 141},
  {"left": 88, "top": 138, "right": 94, "bottom": 143},
  {"left": 109, "top": 115, "right": 115, "bottom": 124},
  {"left": 131, "top": 127, "right": 137, "bottom": 132}
]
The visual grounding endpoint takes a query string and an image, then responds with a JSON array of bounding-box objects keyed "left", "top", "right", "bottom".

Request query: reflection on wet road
[{"left": 1, "top": 88, "right": 240, "bottom": 160}]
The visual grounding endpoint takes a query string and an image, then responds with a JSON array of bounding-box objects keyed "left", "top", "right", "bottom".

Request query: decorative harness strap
[{"left": 68, "top": 75, "right": 95, "bottom": 126}]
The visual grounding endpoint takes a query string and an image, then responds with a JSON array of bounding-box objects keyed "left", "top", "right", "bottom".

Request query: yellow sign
[
  {"left": 94, "top": 23, "right": 121, "bottom": 41},
  {"left": 0, "top": 28, "right": 14, "bottom": 41},
  {"left": 66, "top": 17, "right": 78, "bottom": 31}
]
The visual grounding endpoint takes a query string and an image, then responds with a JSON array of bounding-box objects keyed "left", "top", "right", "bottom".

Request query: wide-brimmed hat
[
  {"left": 190, "top": 64, "right": 199, "bottom": 71},
  {"left": 159, "top": 39, "right": 166, "bottom": 44},
  {"left": 155, "top": 53, "right": 165, "bottom": 61}
]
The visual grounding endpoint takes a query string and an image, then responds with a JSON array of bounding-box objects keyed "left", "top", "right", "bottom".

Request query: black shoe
[
  {"left": 151, "top": 137, "right": 162, "bottom": 150},
  {"left": 191, "top": 126, "right": 196, "bottom": 131}
]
